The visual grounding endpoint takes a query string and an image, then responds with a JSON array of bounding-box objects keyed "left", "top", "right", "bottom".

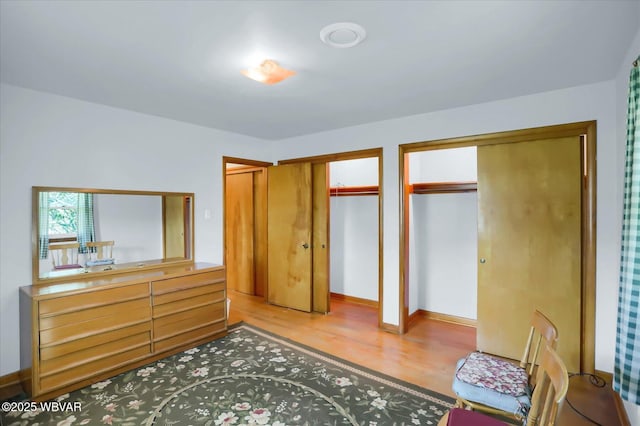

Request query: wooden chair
[
  {"left": 50, "top": 242, "right": 83, "bottom": 270},
  {"left": 439, "top": 342, "right": 569, "bottom": 426},
  {"left": 85, "top": 241, "right": 115, "bottom": 266},
  {"left": 452, "top": 310, "right": 558, "bottom": 422}
]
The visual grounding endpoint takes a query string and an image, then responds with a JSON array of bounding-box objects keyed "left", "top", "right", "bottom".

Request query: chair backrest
[
  {"left": 86, "top": 240, "right": 114, "bottom": 260},
  {"left": 49, "top": 242, "right": 81, "bottom": 269},
  {"left": 525, "top": 343, "right": 569, "bottom": 426},
  {"left": 520, "top": 310, "right": 559, "bottom": 378}
]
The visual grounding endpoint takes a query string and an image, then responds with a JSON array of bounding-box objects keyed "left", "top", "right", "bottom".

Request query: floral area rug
[{"left": 1, "top": 322, "right": 453, "bottom": 425}]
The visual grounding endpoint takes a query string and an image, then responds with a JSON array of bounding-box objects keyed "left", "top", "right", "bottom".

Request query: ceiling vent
[{"left": 320, "top": 22, "right": 366, "bottom": 48}]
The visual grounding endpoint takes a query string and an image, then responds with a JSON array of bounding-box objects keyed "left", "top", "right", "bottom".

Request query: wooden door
[
  {"left": 267, "top": 163, "right": 313, "bottom": 312},
  {"left": 164, "top": 195, "right": 185, "bottom": 259},
  {"left": 225, "top": 172, "right": 255, "bottom": 294},
  {"left": 477, "top": 136, "right": 582, "bottom": 373},
  {"left": 253, "top": 169, "right": 268, "bottom": 297},
  {"left": 312, "top": 163, "right": 330, "bottom": 313}
]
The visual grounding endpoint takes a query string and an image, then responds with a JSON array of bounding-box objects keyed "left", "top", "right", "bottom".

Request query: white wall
[
  {"left": 0, "top": 83, "right": 272, "bottom": 376},
  {"left": 409, "top": 147, "right": 477, "bottom": 183},
  {"left": 409, "top": 193, "right": 478, "bottom": 319},
  {"left": 615, "top": 27, "right": 640, "bottom": 426},
  {"left": 273, "top": 79, "right": 619, "bottom": 373},
  {"left": 330, "top": 196, "right": 379, "bottom": 301},
  {"left": 330, "top": 157, "right": 378, "bottom": 187},
  {"left": 329, "top": 158, "right": 379, "bottom": 301}
]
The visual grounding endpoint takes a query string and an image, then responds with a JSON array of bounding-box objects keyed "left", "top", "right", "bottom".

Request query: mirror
[{"left": 32, "top": 186, "right": 194, "bottom": 284}]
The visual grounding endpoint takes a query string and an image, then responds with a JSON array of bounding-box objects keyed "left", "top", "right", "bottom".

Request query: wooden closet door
[
  {"left": 267, "top": 163, "right": 313, "bottom": 312},
  {"left": 477, "top": 136, "right": 581, "bottom": 373},
  {"left": 312, "top": 163, "right": 330, "bottom": 313},
  {"left": 225, "top": 172, "right": 255, "bottom": 294}
]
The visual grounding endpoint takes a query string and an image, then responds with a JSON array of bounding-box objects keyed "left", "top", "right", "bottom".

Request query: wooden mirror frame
[{"left": 32, "top": 186, "right": 195, "bottom": 285}]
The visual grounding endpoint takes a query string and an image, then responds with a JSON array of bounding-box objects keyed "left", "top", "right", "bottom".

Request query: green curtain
[
  {"left": 615, "top": 56, "right": 640, "bottom": 404},
  {"left": 38, "top": 192, "right": 49, "bottom": 259},
  {"left": 76, "top": 193, "right": 95, "bottom": 254}
]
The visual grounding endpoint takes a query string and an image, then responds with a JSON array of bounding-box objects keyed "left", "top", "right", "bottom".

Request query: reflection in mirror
[{"left": 33, "top": 187, "right": 194, "bottom": 284}]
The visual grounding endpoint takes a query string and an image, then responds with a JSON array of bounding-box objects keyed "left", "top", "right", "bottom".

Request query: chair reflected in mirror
[
  {"left": 50, "top": 242, "right": 83, "bottom": 270},
  {"left": 86, "top": 240, "right": 115, "bottom": 267}
]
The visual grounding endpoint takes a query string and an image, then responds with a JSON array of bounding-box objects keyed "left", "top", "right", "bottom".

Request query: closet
[
  {"left": 406, "top": 148, "right": 478, "bottom": 322},
  {"left": 265, "top": 157, "right": 380, "bottom": 313},
  {"left": 400, "top": 121, "right": 596, "bottom": 374},
  {"left": 329, "top": 157, "right": 380, "bottom": 306}
]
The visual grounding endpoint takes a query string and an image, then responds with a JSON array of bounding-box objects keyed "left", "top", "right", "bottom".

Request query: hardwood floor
[{"left": 228, "top": 291, "right": 626, "bottom": 426}]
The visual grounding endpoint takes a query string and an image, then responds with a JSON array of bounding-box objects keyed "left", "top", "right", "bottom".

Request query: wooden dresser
[{"left": 20, "top": 262, "right": 226, "bottom": 400}]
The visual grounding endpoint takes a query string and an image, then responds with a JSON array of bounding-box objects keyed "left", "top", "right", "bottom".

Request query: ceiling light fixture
[
  {"left": 241, "top": 59, "right": 295, "bottom": 85},
  {"left": 320, "top": 22, "right": 366, "bottom": 48}
]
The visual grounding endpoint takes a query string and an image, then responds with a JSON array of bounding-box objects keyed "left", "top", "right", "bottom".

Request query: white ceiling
[{"left": 1, "top": 1, "right": 638, "bottom": 140}]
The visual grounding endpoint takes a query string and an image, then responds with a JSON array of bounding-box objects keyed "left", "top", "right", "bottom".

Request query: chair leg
[
  {"left": 454, "top": 398, "right": 464, "bottom": 408},
  {"left": 437, "top": 411, "right": 450, "bottom": 426}
]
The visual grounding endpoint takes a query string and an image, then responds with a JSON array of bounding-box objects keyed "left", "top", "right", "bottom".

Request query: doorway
[
  {"left": 399, "top": 121, "right": 596, "bottom": 373},
  {"left": 277, "top": 148, "right": 383, "bottom": 324},
  {"left": 224, "top": 149, "right": 384, "bottom": 325},
  {"left": 223, "top": 157, "right": 271, "bottom": 297}
]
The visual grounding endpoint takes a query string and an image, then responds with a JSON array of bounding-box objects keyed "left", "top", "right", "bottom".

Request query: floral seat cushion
[
  {"left": 452, "top": 352, "right": 531, "bottom": 418},
  {"left": 456, "top": 352, "right": 528, "bottom": 396}
]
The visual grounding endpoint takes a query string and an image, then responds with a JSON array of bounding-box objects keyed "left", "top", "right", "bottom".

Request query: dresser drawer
[
  {"left": 39, "top": 297, "right": 150, "bottom": 331},
  {"left": 153, "top": 282, "right": 225, "bottom": 307},
  {"left": 153, "top": 302, "right": 225, "bottom": 341},
  {"left": 39, "top": 283, "right": 149, "bottom": 316},
  {"left": 153, "top": 321, "right": 227, "bottom": 353},
  {"left": 39, "top": 299, "right": 151, "bottom": 346},
  {"left": 151, "top": 270, "right": 224, "bottom": 295},
  {"left": 39, "top": 345, "right": 151, "bottom": 393},
  {"left": 154, "top": 321, "right": 226, "bottom": 354},
  {"left": 153, "top": 286, "right": 225, "bottom": 318},
  {"left": 40, "top": 322, "right": 151, "bottom": 361},
  {"left": 40, "top": 326, "right": 151, "bottom": 375}
]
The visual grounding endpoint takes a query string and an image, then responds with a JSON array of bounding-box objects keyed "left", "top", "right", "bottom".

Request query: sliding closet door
[
  {"left": 477, "top": 136, "right": 581, "bottom": 373},
  {"left": 312, "top": 163, "right": 330, "bottom": 313},
  {"left": 267, "top": 163, "right": 313, "bottom": 312}
]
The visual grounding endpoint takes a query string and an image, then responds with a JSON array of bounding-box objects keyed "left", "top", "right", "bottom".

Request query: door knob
[
  {"left": 479, "top": 258, "right": 486, "bottom": 264},
  {"left": 302, "top": 243, "right": 310, "bottom": 249}
]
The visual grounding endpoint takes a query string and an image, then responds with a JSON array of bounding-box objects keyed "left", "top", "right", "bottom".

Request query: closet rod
[
  {"left": 330, "top": 185, "right": 379, "bottom": 197},
  {"left": 410, "top": 181, "right": 477, "bottom": 194}
]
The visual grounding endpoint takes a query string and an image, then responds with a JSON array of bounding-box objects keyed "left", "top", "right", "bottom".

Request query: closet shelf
[
  {"left": 330, "top": 185, "right": 379, "bottom": 196},
  {"left": 410, "top": 181, "right": 477, "bottom": 194}
]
